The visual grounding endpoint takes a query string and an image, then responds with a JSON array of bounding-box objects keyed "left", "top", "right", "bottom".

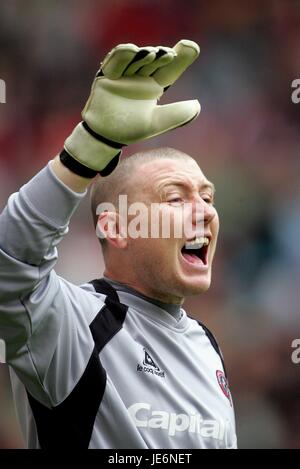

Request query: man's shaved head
[
  {"left": 89, "top": 147, "right": 219, "bottom": 302},
  {"left": 90, "top": 147, "right": 196, "bottom": 233}
]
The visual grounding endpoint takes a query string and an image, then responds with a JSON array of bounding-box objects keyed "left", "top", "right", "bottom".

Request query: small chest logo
[
  {"left": 137, "top": 348, "right": 165, "bottom": 378},
  {"left": 216, "top": 370, "right": 232, "bottom": 406}
]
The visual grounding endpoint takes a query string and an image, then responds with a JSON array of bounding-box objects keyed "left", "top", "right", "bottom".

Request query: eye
[
  {"left": 168, "top": 197, "right": 184, "bottom": 206},
  {"left": 201, "top": 194, "right": 214, "bottom": 205}
]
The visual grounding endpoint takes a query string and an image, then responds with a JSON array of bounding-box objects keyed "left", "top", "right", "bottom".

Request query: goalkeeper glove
[{"left": 60, "top": 39, "right": 200, "bottom": 178}]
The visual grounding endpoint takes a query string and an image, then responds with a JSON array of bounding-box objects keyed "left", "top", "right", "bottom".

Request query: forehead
[{"left": 135, "top": 158, "right": 210, "bottom": 192}]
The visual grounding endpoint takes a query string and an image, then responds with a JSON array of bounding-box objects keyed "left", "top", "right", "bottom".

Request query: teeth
[{"left": 185, "top": 237, "right": 210, "bottom": 249}]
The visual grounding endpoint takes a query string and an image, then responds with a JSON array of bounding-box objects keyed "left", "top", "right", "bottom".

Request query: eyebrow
[
  {"left": 161, "top": 180, "right": 216, "bottom": 195},
  {"left": 202, "top": 182, "right": 216, "bottom": 194}
]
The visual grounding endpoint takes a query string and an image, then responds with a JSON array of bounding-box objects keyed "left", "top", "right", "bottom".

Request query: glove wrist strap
[
  {"left": 59, "top": 147, "right": 122, "bottom": 178},
  {"left": 59, "top": 149, "right": 99, "bottom": 178},
  {"left": 64, "top": 122, "right": 123, "bottom": 173}
]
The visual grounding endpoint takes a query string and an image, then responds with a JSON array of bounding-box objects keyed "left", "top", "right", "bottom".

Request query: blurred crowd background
[{"left": 0, "top": 0, "right": 300, "bottom": 448}]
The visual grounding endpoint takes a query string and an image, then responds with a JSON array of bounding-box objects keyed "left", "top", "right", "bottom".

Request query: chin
[{"left": 177, "top": 275, "right": 212, "bottom": 297}]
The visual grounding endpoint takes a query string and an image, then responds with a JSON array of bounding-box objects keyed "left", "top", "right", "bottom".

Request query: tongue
[{"left": 182, "top": 252, "right": 202, "bottom": 264}]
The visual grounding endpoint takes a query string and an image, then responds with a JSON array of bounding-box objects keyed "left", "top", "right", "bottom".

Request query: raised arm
[{"left": 0, "top": 40, "right": 200, "bottom": 406}]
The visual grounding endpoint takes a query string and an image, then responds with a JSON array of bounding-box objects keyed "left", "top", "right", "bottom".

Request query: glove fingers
[
  {"left": 151, "top": 100, "right": 201, "bottom": 136},
  {"left": 123, "top": 47, "right": 158, "bottom": 77},
  {"left": 138, "top": 47, "right": 176, "bottom": 77},
  {"left": 101, "top": 43, "right": 139, "bottom": 79},
  {"left": 152, "top": 39, "right": 200, "bottom": 88}
]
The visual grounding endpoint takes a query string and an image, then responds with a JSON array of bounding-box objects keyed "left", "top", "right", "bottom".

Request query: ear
[{"left": 97, "top": 211, "right": 127, "bottom": 249}]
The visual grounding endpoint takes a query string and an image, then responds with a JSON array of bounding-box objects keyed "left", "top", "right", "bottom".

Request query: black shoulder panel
[
  {"left": 27, "top": 278, "right": 128, "bottom": 448},
  {"left": 27, "top": 348, "right": 106, "bottom": 449}
]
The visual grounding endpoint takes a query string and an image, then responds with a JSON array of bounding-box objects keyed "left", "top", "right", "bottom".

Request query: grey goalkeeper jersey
[{"left": 0, "top": 162, "right": 237, "bottom": 449}]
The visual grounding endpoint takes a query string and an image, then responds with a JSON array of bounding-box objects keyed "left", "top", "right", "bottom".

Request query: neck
[
  {"left": 103, "top": 269, "right": 184, "bottom": 305},
  {"left": 103, "top": 275, "right": 183, "bottom": 320}
]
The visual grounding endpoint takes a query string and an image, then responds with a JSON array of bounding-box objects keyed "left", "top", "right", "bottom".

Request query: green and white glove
[{"left": 60, "top": 39, "right": 200, "bottom": 177}]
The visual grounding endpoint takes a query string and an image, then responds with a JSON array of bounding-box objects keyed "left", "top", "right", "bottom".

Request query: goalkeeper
[{"left": 0, "top": 40, "right": 237, "bottom": 449}]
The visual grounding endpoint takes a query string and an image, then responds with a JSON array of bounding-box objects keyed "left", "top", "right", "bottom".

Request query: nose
[{"left": 191, "top": 198, "right": 216, "bottom": 227}]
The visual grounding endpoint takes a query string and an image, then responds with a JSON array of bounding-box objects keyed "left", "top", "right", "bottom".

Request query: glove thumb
[{"left": 151, "top": 99, "right": 200, "bottom": 136}]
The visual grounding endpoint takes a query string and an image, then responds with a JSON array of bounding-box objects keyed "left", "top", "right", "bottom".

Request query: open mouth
[{"left": 180, "top": 236, "right": 210, "bottom": 266}]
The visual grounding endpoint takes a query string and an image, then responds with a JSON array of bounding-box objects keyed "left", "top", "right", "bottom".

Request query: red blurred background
[{"left": 0, "top": 0, "right": 300, "bottom": 448}]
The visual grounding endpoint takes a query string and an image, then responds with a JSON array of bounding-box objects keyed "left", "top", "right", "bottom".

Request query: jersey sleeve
[{"left": 0, "top": 162, "right": 102, "bottom": 407}]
